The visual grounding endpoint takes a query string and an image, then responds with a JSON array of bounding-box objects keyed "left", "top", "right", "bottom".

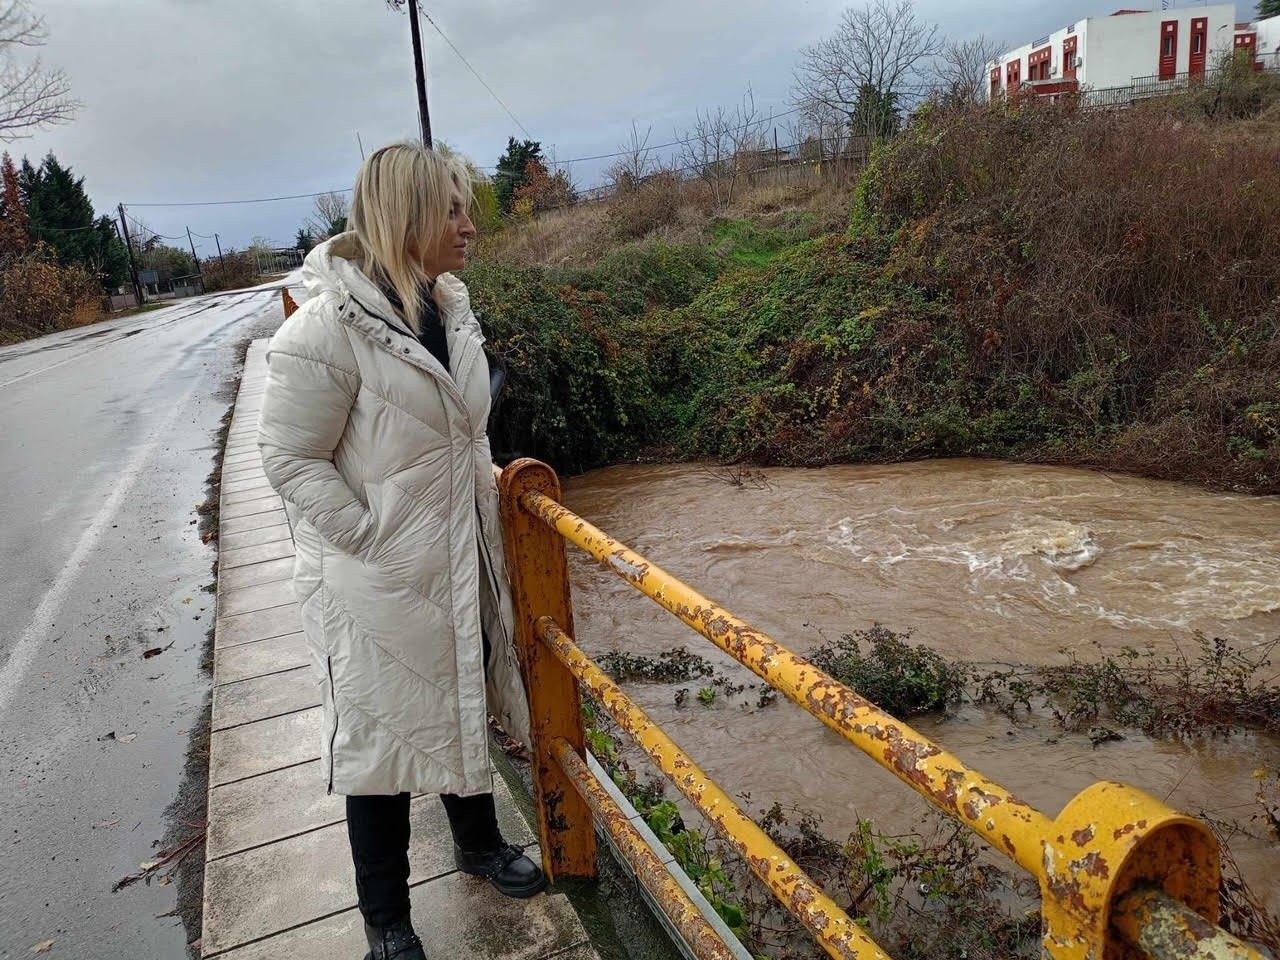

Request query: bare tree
[
  {"left": 795, "top": 98, "right": 854, "bottom": 161},
  {"left": 793, "top": 0, "right": 942, "bottom": 140},
  {"left": 678, "top": 88, "right": 766, "bottom": 209},
  {"left": 929, "top": 34, "right": 1006, "bottom": 105},
  {"left": 0, "top": 1, "right": 77, "bottom": 140},
  {"left": 307, "top": 192, "right": 349, "bottom": 238},
  {"left": 605, "top": 120, "right": 656, "bottom": 191}
]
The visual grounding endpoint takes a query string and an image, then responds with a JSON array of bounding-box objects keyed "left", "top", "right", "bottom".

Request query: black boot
[
  {"left": 362, "top": 917, "right": 427, "bottom": 960},
  {"left": 454, "top": 842, "right": 547, "bottom": 898}
]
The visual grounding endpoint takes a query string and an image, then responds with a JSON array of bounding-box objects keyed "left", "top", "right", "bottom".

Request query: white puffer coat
[{"left": 257, "top": 233, "right": 530, "bottom": 797}]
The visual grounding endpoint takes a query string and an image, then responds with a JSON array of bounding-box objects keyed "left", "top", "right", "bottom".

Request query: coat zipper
[{"left": 325, "top": 653, "right": 339, "bottom": 793}]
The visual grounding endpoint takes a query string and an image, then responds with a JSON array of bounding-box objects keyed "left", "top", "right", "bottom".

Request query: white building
[
  {"left": 986, "top": 5, "right": 1276, "bottom": 104},
  {"left": 1257, "top": 12, "right": 1280, "bottom": 61}
]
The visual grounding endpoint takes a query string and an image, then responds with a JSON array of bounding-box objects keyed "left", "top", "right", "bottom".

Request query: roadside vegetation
[{"left": 470, "top": 62, "right": 1280, "bottom": 493}]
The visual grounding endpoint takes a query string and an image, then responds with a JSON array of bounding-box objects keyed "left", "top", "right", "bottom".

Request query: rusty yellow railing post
[
  {"left": 1038, "top": 781, "right": 1220, "bottom": 960},
  {"left": 281, "top": 287, "right": 298, "bottom": 318},
  {"left": 497, "top": 458, "right": 597, "bottom": 881}
]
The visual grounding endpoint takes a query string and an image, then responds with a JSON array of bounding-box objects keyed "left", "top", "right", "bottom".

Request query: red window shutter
[
  {"left": 1190, "top": 18, "right": 1207, "bottom": 77},
  {"left": 1159, "top": 20, "right": 1178, "bottom": 80}
]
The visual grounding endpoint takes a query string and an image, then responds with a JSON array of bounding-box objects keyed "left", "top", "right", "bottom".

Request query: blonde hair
[{"left": 350, "top": 141, "right": 473, "bottom": 335}]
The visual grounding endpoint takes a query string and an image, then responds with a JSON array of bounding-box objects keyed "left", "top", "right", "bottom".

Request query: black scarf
[{"left": 383, "top": 281, "right": 450, "bottom": 374}]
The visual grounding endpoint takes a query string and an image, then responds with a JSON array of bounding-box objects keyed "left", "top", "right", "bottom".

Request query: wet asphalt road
[{"left": 0, "top": 289, "right": 285, "bottom": 959}]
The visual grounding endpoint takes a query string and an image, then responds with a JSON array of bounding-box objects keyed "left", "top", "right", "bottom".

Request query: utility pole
[
  {"left": 117, "top": 203, "right": 143, "bottom": 307},
  {"left": 406, "top": 0, "right": 432, "bottom": 147},
  {"left": 186, "top": 227, "right": 202, "bottom": 282},
  {"left": 214, "top": 233, "right": 226, "bottom": 269}
]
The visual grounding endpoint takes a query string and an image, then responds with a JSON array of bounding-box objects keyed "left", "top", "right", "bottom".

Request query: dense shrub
[
  {"left": 0, "top": 253, "right": 101, "bottom": 341},
  {"left": 856, "top": 98, "right": 1280, "bottom": 489},
  {"left": 604, "top": 170, "right": 690, "bottom": 241},
  {"left": 202, "top": 253, "right": 260, "bottom": 292}
]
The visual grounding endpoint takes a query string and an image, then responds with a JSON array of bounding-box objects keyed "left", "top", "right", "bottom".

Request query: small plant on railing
[
  {"left": 809, "top": 624, "right": 966, "bottom": 717},
  {"left": 581, "top": 696, "right": 750, "bottom": 938},
  {"left": 645, "top": 800, "right": 748, "bottom": 938}
]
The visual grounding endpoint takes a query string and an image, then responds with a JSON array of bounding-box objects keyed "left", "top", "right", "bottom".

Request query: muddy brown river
[{"left": 560, "top": 459, "right": 1280, "bottom": 912}]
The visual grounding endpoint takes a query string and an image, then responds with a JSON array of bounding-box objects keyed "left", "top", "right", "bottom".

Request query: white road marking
[{"left": 0, "top": 382, "right": 200, "bottom": 716}]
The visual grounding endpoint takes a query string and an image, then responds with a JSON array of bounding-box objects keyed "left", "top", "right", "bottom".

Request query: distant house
[
  {"left": 734, "top": 147, "right": 794, "bottom": 172},
  {"left": 986, "top": 6, "right": 1278, "bottom": 106}
]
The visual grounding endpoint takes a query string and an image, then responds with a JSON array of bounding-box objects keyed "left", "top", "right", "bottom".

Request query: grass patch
[{"left": 708, "top": 215, "right": 814, "bottom": 268}]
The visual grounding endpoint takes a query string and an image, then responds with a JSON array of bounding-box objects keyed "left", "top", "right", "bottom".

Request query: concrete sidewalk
[{"left": 202, "top": 339, "right": 598, "bottom": 960}]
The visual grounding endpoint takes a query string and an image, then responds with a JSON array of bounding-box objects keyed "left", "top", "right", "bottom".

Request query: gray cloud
[{"left": 24, "top": 0, "right": 1234, "bottom": 252}]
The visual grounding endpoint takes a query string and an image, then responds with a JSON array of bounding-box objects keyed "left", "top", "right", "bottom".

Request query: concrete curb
[{"left": 200, "top": 339, "right": 599, "bottom": 960}]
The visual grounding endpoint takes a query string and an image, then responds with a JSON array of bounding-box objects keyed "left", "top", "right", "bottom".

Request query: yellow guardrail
[{"left": 495, "top": 457, "right": 1266, "bottom": 960}]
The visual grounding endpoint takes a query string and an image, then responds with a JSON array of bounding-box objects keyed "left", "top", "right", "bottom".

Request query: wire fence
[{"left": 517, "top": 133, "right": 873, "bottom": 219}]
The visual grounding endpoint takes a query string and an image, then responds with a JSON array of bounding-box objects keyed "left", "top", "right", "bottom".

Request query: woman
[{"left": 257, "top": 142, "right": 543, "bottom": 960}]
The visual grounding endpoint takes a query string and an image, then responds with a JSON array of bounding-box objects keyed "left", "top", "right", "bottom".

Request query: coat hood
[{"left": 299, "top": 232, "right": 477, "bottom": 337}]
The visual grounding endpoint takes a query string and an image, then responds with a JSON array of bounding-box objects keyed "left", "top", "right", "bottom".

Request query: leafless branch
[
  {"left": 0, "top": 1, "right": 77, "bottom": 140},
  {"left": 677, "top": 88, "right": 766, "bottom": 209},
  {"left": 605, "top": 120, "right": 656, "bottom": 191},
  {"left": 928, "top": 34, "right": 1006, "bottom": 105},
  {"left": 793, "top": 0, "right": 941, "bottom": 138},
  {"left": 307, "top": 192, "right": 349, "bottom": 239}
]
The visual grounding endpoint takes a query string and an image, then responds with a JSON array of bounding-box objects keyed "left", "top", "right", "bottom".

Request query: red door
[
  {"left": 1235, "top": 32, "right": 1259, "bottom": 69},
  {"left": 1159, "top": 20, "right": 1178, "bottom": 80},
  {"left": 1189, "top": 18, "right": 1207, "bottom": 78},
  {"left": 1063, "top": 35, "right": 1078, "bottom": 80}
]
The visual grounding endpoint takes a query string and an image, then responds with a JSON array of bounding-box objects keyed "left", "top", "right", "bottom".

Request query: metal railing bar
[
  {"left": 537, "top": 615, "right": 894, "bottom": 960},
  {"left": 550, "top": 738, "right": 740, "bottom": 960},
  {"left": 520, "top": 489, "right": 1052, "bottom": 875},
  {"left": 1112, "top": 887, "right": 1267, "bottom": 960}
]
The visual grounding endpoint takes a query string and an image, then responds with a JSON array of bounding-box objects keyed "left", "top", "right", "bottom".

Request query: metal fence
[
  {"left": 251, "top": 247, "right": 303, "bottom": 276},
  {"left": 496, "top": 457, "right": 1270, "bottom": 960},
  {"left": 1084, "top": 54, "right": 1280, "bottom": 108}
]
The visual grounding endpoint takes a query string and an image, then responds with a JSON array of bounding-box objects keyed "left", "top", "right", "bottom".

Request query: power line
[
  {"left": 476, "top": 103, "right": 805, "bottom": 172},
  {"left": 418, "top": 7, "right": 532, "bottom": 140},
  {"left": 125, "top": 188, "right": 350, "bottom": 208},
  {"left": 556, "top": 105, "right": 806, "bottom": 165},
  {"left": 123, "top": 99, "right": 805, "bottom": 207},
  {"left": 126, "top": 214, "right": 185, "bottom": 241},
  {"left": 29, "top": 222, "right": 105, "bottom": 234}
]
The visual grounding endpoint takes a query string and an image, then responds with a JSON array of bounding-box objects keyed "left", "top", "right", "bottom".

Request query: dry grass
[
  {"left": 473, "top": 202, "right": 610, "bottom": 267},
  {"left": 474, "top": 167, "right": 856, "bottom": 270}
]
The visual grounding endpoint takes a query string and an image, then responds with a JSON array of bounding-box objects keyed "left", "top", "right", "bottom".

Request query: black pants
[{"left": 347, "top": 791, "right": 503, "bottom": 927}]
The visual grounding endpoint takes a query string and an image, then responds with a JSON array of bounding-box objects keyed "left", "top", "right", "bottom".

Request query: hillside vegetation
[{"left": 470, "top": 82, "right": 1280, "bottom": 493}]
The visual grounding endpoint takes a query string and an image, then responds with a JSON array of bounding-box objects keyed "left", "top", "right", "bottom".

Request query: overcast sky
[{"left": 22, "top": 0, "right": 1247, "bottom": 253}]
